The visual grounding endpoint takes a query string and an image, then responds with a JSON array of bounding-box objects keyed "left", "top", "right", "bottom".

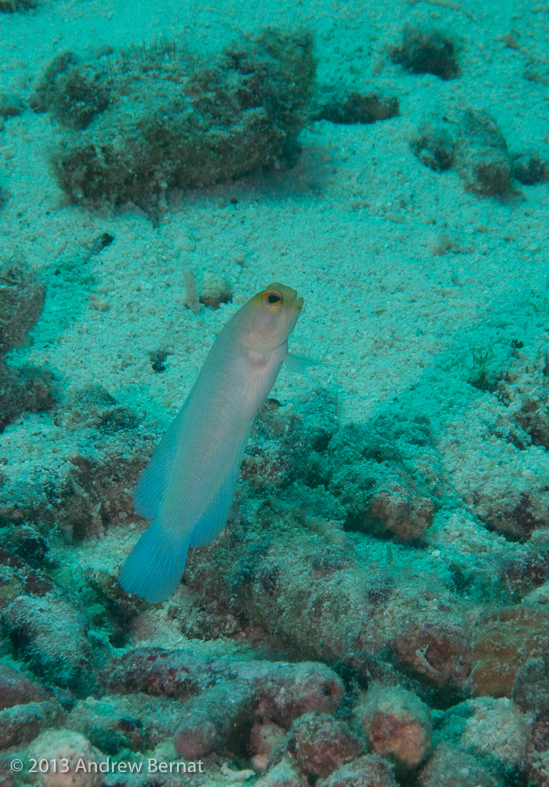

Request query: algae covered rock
[
  {"left": 325, "top": 417, "right": 437, "bottom": 542},
  {"left": 0, "top": 92, "right": 24, "bottom": 118},
  {"left": 66, "top": 694, "right": 184, "bottom": 754},
  {"left": 411, "top": 123, "right": 456, "bottom": 172},
  {"left": 30, "top": 50, "right": 111, "bottom": 131},
  {"left": 455, "top": 109, "right": 511, "bottom": 197},
  {"left": 0, "top": 660, "right": 61, "bottom": 750},
  {"left": 37, "top": 29, "right": 315, "bottom": 206},
  {"left": 437, "top": 696, "right": 532, "bottom": 777},
  {"left": 390, "top": 26, "right": 460, "bottom": 80},
  {"left": 25, "top": 729, "right": 103, "bottom": 787},
  {"left": 0, "top": 0, "right": 35, "bottom": 12},
  {"left": 98, "top": 648, "right": 344, "bottom": 760},
  {"left": 0, "top": 386, "right": 150, "bottom": 541},
  {"left": 0, "top": 662, "right": 49, "bottom": 709},
  {"left": 317, "top": 754, "right": 398, "bottom": 787},
  {"left": 412, "top": 109, "right": 516, "bottom": 199},
  {"left": 0, "top": 256, "right": 58, "bottom": 431},
  {"left": 0, "top": 258, "right": 45, "bottom": 357},
  {"left": 174, "top": 682, "right": 253, "bottom": 759},
  {"left": 511, "top": 151, "right": 548, "bottom": 185},
  {"left": 101, "top": 648, "right": 344, "bottom": 722},
  {"left": 418, "top": 743, "right": 504, "bottom": 787},
  {"left": 0, "top": 365, "right": 58, "bottom": 432},
  {"left": 4, "top": 595, "right": 95, "bottom": 694},
  {"left": 287, "top": 712, "right": 363, "bottom": 777},
  {"left": 355, "top": 683, "right": 432, "bottom": 770},
  {"left": 0, "top": 700, "right": 61, "bottom": 751},
  {"left": 198, "top": 272, "right": 233, "bottom": 310},
  {"left": 311, "top": 87, "right": 399, "bottom": 125}
]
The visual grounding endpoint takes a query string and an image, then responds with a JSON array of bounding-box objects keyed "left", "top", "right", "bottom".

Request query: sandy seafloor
[
  {"left": 1, "top": 0, "right": 549, "bottom": 784},
  {"left": 2, "top": 0, "right": 549, "bottom": 426}
]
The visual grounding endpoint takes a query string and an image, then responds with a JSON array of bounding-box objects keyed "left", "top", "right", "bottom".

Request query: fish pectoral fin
[
  {"left": 285, "top": 352, "right": 320, "bottom": 377},
  {"left": 119, "top": 518, "right": 190, "bottom": 603},
  {"left": 133, "top": 403, "right": 189, "bottom": 520},
  {"left": 189, "top": 425, "right": 252, "bottom": 549}
]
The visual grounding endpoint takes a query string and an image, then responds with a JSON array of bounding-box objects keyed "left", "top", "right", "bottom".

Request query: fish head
[{"left": 239, "top": 282, "right": 303, "bottom": 352}]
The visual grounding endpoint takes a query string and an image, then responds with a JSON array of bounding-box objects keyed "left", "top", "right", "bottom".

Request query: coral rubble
[{"left": 0, "top": 355, "right": 546, "bottom": 785}]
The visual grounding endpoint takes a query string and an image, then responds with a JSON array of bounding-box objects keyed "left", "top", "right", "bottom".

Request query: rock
[
  {"left": 500, "top": 541, "right": 549, "bottom": 599},
  {"left": 255, "top": 758, "right": 308, "bottom": 786},
  {"left": 0, "top": 549, "right": 54, "bottom": 611},
  {"left": 0, "top": 258, "right": 45, "bottom": 357},
  {"left": 0, "top": 364, "right": 58, "bottom": 432},
  {"left": 390, "top": 26, "right": 460, "bottom": 80},
  {"left": 287, "top": 712, "right": 363, "bottom": 777},
  {"left": 469, "top": 605, "right": 549, "bottom": 698},
  {"left": 316, "top": 754, "right": 398, "bottom": 787},
  {"left": 527, "top": 711, "right": 549, "bottom": 786},
  {"left": 174, "top": 682, "right": 252, "bottom": 759},
  {"left": 198, "top": 273, "right": 233, "bottom": 310},
  {"left": 355, "top": 683, "right": 432, "bottom": 769},
  {"left": 0, "top": 662, "right": 49, "bottom": 709},
  {"left": 311, "top": 87, "right": 399, "bottom": 125},
  {"left": 438, "top": 696, "right": 532, "bottom": 776},
  {"left": 511, "top": 151, "right": 548, "bottom": 185},
  {"left": 455, "top": 109, "right": 511, "bottom": 197},
  {"left": 498, "top": 345, "right": 549, "bottom": 450},
  {"left": 0, "top": 700, "right": 61, "bottom": 751},
  {"left": 0, "top": 0, "right": 35, "bottom": 12},
  {"left": 249, "top": 719, "right": 287, "bottom": 765},
  {"left": 411, "top": 124, "right": 456, "bottom": 171},
  {"left": 101, "top": 648, "right": 344, "bottom": 726},
  {"left": 0, "top": 525, "right": 50, "bottom": 569},
  {"left": 66, "top": 694, "right": 184, "bottom": 754},
  {"left": 418, "top": 743, "right": 503, "bottom": 787},
  {"left": 325, "top": 417, "right": 437, "bottom": 542},
  {"left": 38, "top": 30, "right": 315, "bottom": 207},
  {"left": 24, "top": 729, "right": 103, "bottom": 787},
  {"left": 387, "top": 603, "right": 472, "bottom": 692},
  {"left": 4, "top": 595, "right": 94, "bottom": 694},
  {"left": 0, "top": 388, "right": 151, "bottom": 542},
  {"left": 0, "top": 93, "right": 23, "bottom": 118},
  {"left": 0, "top": 256, "right": 57, "bottom": 431},
  {"left": 99, "top": 648, "right": 344, "bottom": 757},
  {"left": 528, "top": 751, "right": 549, "bottom": 787},
  {"left": 513, "top": 651, "right": 549, "bottom": 714}
]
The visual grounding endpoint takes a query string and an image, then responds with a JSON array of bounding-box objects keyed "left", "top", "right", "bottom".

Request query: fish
[{"left": 119, "top": 282, "right": 304, "bottom": 603}]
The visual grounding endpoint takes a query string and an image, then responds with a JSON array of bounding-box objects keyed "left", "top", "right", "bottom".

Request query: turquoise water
[{"left": 0, "top": 0, "right": 548, "bottom": 784}]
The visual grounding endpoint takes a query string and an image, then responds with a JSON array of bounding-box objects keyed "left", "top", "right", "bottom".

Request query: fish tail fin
[{"left": 119, "top": 518, "right": 190, "bottom": 604}]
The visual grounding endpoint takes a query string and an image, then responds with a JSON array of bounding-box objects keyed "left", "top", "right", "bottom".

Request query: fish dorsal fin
[
  {"left": 133, "top": 403, "right": 189, "bottom": 520},
  {"left": 188, "top": 424, "right": 252, "bottom": 548}
]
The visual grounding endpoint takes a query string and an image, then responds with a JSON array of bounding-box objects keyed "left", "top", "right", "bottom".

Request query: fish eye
[{"left": 262, "top": 290, "right": 283, "bottom": 309}]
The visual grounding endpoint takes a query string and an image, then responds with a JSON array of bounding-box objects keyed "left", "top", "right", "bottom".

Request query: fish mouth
[
  {"left": 284, "top": 289, "right": 303, "bottom": 312},
  {"left": 285, "top": 291, "right": 303, "bottom": 336}
]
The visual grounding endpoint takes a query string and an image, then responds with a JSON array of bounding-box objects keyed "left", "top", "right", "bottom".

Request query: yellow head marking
[{"left": 239, "top": 282, "right": 303, "bottom": 352}]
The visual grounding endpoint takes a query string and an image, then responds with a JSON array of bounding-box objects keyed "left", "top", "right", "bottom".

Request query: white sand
[{"left": 2, "top": 0, "right": 548, "bottom": 430}]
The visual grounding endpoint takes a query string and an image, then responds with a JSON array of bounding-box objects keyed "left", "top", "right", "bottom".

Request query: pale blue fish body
[{"left": 120, "top": 282, "right": 303, "bottom": 603}]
